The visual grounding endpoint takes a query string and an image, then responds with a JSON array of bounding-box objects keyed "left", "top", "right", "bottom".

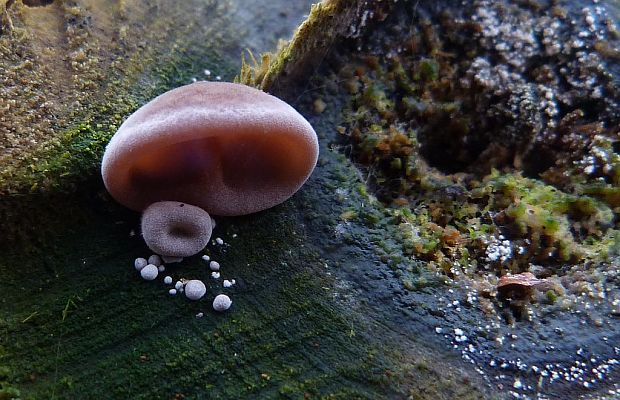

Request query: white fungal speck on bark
[
  {"left": 185, "top": 280, "right": 206, "bottom": 300},
  {"left": 148, "top": 255, "right": 162, "bottom": 266},
  {"left": 213, "top": 294, "right": 232, "bottom": 312},
  {"left": 140, "top": 264, "right": 158, "bottom": 280},
  {"left": 134, "top": 258, "right": 147, "bottom": 271}
]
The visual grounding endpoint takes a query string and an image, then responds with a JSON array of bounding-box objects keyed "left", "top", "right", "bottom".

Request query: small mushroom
[
  {"left": 497, "top": 272, "right": 550, "bottom": 300},
  {"left": 213, "top": 294, "right": 232, "bottom": 312},
  {"left": 141, "top": 201, "right": 213, "bottom": 257},
  {"left": 185, "top": 280, "right": 207, "bottom": 301},
  {"left": 101, "top": 82, "right": 319, "bottom": 216},
  {"left": 140, "top": 264, "right": 158, "bottom": 281}
]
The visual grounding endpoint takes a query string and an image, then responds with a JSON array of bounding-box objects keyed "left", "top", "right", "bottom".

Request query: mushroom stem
[{"left": 141, "top": 201, "right": 213, "bottom": 257}]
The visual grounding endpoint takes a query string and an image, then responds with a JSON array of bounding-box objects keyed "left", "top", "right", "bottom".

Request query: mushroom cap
[
  {"left": 101, "top": 82, "right": 319, "bottom": 216},
  {"left": 497, "top": 272, "right": 546, "bottom": 290},
  {"left": 141, "top": 201, "right": 213, "bottom": 257},
  {"left": 213, "top": 294, "right": 232, "bottom": 312},
  {"left": 185, "top": 280, "right": 207, "bottom": 301}
]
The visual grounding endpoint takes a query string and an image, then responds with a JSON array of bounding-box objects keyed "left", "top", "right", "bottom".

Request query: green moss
[
  {"left": 0, "top": 0, "right": 235, "bottom": 195},
  {"left": 0, "top": 387, "right": 20, "bottom": 400},
  {"left": 546, "top": 290, "right": 558, "bottom": 304},
  {"left": 237, "top": 0, "right": 393, "bottom": 93},
  {"left": 332, "top": 13, "right": 620, "bottom": 282},
  {"left": 416, "top": 58, "right": 439, "bottom": 82},
  {"left": 581, "top": 184, "right": 620, "bottom": 207},
  {"left": 0, "top": 194, "right": 411, "bottom": 398},
  {"left": 480, "top": 172, "right": 615, "bottom": 262}
]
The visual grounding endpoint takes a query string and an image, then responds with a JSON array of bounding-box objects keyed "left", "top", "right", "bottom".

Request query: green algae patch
[
  {"left": 306, "top": 0, "right": 620, "bottom": 278},
  {"left": 0, "top": 191, "right": 411, "bottom": 399},
  {"left": 476, "top": 173, "right": 617, "bottom": 262},
  {"left": 0, "top": 0, "right": 236, "bottom": 195}
]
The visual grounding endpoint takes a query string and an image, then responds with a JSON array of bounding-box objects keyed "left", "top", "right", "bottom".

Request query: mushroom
[
  {"left": 101, "top": 81, "right": 319, "bottom": 216},
  {"left": 213, "top": 294, "right": 232, "bottom": 312},
  {"left": 497, "top": 272, "right": 551, "bottom": 300},
  {"left": 185, "top": 280, "right": 207, "bottom": 301},
  {"left": 141, "top": 201, "right": 213, "bottom": 258}
]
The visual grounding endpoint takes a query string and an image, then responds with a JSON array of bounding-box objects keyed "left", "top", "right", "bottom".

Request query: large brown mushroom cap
[{"left": 101, "top": 82, "right": 319, "bottom": 216}]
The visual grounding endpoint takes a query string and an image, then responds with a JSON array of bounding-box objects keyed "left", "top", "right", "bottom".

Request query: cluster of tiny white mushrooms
[
  {"left": 100, "top": 82, "right": 319, "bottom": 316},
  {"left": 133, "top": 247, "right": 233, "bottom": 314}
]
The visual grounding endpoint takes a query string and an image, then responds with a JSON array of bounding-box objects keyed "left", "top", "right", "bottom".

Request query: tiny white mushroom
[
  {"left": 201, "top": 254, "right": 210, "bottom": 261},
  {"left": 148, "top": 254, "right": 162, "bottom": 266},
  {"left": 223, "top": 279, "right": 232, "bottom": 288},
  {"left": 215, "top": 237, "right": 224, "bottom": 245},
  {"left": 169, "top": 288, "right": 177, "bottom": 296},
  {"left": 209, "top": 261, "right": 220, "bottom": 271},
  {"left": 213, "top": 294, "right": 232, "bottom": 312},
  {"left": 185, "top": 280, "right": 207, "bottom": 301},
  {"left": 196, "top": 312, "right": 204, "bottom": 318},
  {"left": 164, "top": 276, "right": 173, "bottom": 285},
  {"left": 211, "top": 271, "right": 220, "bottom": 279},
  {"left": 140, "top": 264, "right": 158, "bottom": 280},
  {"left": 175, "top": 281, "right": 184, "bottom": 291},
  {"left": 134, "top": 257, "right": 148, "bottom": 271},
  {"left": 158, "top": 265, "right": 166, "bottom": 272}
]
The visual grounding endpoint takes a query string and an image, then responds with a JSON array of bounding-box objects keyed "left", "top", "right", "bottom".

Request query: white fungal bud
[
  {"left": 185, "top": 280, "right": 207, "bottom": 301},
  {"left": 209, "top": 261, "right": 220, "bottom": 271},
  {"left": 134, "top": 257, "right": 148, "bottom": 271},
  {"left": 213, "top": 294, "right": 232, "bottom": 312},
  {"left": 148, "top": 254, "right": 162, "bottom": 266},
  {"left": 169, "top": 288, "right": 177, "bottom": 296},
  {"left": 201, "top": 254, "right": 210, "bottom": 261},
  {"left": 140, "top": 264, "right": 158, "bottom": 280},
  {"left": 164, "top": 276, "right": 173, "bottom": 285},
  {"left": 158, "top": 265, "right": 165, "bottom": 272},
  {"left": 211, "top": 272, "right": 220, "bottom": 279},
  {"left": 175, "top": 281, "right": 184, "bottom": 290}
]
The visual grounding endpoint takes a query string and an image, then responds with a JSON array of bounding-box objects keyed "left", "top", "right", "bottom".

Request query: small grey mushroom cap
[
  {"left": 213, "top": 294, "right": 232, "bottom": 312},
  {"left": 140, "top": 264, "right": 159, "bottom": 280},
  {"left": 148, "top": 254, "right": 162, "bottom": 266},
  {"left": 134, "top": 257, "right": 148, "bottom": 271},
  {"left": 185, "top": 280, "right": 207, "bottom": 301},
  {"left": 141, "top": 201, "right": 213, "bottom": 257}
]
